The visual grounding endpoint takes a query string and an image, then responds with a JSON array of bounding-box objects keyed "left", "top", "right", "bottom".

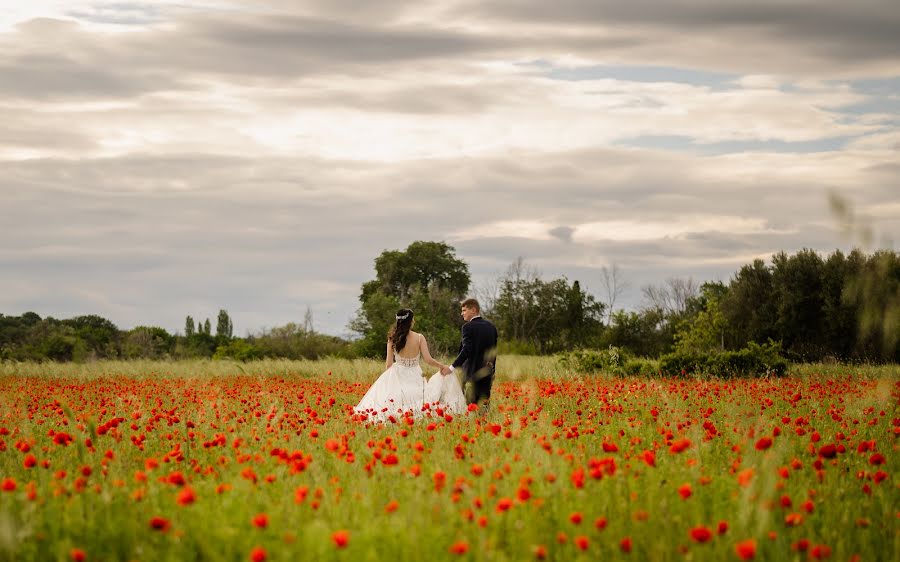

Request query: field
[{"left": 0, "top": 358, "right": 897, "bottom": 561}]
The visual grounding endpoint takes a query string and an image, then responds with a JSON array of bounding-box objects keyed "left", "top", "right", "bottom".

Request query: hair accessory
[{"left": 396, "top": 312, "right": 410, "bottom": 321}]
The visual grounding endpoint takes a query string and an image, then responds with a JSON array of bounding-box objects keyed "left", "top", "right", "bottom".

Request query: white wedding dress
[{"left": 354, "top": 353, "right": 467, "bottom": 422}]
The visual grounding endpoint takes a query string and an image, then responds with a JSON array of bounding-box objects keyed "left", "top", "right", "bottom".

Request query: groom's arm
[{"left": 451, "top": 323, "right": 474, "bottom": 369}]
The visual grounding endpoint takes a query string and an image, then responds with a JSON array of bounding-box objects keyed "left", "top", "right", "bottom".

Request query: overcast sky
[{"left": 2, "top": 0, "right": 898, "bottom": 337}]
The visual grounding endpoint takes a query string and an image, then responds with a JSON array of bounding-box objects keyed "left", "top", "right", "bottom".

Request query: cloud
[{"left": 0, "top": 1, "right": 897, "bottom": 335}]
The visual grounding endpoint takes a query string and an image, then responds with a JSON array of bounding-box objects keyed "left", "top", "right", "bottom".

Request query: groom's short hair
[{"left": 461, "top": 298, "right": 480, "bottom": 312}]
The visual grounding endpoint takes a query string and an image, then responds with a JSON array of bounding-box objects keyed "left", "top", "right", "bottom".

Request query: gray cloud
[
  {"left": 1, "top": 1, "right": 897, "bottom": 336},
  {"left": 3, "top": 143, "right": 897, "bottom": 334}
]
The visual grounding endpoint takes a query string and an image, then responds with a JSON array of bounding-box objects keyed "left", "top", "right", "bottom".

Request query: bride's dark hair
[{"left": 388, "top": 308, "right": 414, "bottom": 352}]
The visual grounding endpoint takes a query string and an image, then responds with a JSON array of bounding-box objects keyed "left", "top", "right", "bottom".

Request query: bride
[{"left": 354, "top": 308, "right": 467, "bottom": 421}]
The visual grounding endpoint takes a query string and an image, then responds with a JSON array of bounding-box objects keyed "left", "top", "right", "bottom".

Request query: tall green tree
[
  {"left": 492, "top": 260, "right": 604, "bottom": 353},
  {"left": 185, "top": 316, "right": 195, "bottom": 337},
  {"left": 351, "top": 241, "right": 471, "bottom": 358},
  {"left": 216, "top": 309, "right": 233, "bottom": 340}
]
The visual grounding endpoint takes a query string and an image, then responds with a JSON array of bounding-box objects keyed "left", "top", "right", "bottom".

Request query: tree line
[{"left": 2, "top": 242, "right": 897, "bottom": 364}]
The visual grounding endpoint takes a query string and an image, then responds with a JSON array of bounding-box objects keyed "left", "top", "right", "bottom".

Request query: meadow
[{"left": 0, "top": 357, "right": 897, "bottom": 561}]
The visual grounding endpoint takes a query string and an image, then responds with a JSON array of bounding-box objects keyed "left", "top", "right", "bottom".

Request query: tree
[
  {"left": 352, "top": 241, "right": 471, "bottom": 358},
  {"left": 492, "top": 259, "right": 604, "bottom": 353},
  {"left": 721, "top": 259, "right": 776, "bottom": 348},
  {"left": 202, "top": 318, "right": 211, "bottom": 336},
  {"left": 641, "top": 277, "right": 699, "bottom": 318},
  {"left": 771, "top": 249, "right": 826, "bottom": 361},
  {"left": 185, "top": 316, "right": 195, "bottom": 337},
  {"left": 599, "top": 264, "right": 630, "bottom": 325},
  {"left": 216, "top": 309, "right": 233, "bottom": 340}
]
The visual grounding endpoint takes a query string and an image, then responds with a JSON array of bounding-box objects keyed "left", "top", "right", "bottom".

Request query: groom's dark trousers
[{"left": 451, "top": 316, "right": 498, "bottom": 407}]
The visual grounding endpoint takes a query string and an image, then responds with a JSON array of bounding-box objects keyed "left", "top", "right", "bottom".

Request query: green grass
[{"left": 0, "top": 358, "right": 896, "bottom": 561}]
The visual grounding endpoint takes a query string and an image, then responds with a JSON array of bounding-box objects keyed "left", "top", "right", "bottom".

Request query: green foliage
[
  {"left": 673, "top": 290, "right": 725, "bottom": 355},
  {"left": 659, "top": 340, "right": 788, "bottom": 377},
  {"left": 122, "top": 327, "right": 174, "bottom": 360},
  {"left": 598, "top": 309, "right": 671, "bottom": 358},
  {"left": 620, "top": 358, "right": 659, "bottom": 376},
  {"left": 493, "top": 268, "right": 604, "bottom": 354},
  {"left": 559, "top": 346, "right": 631, "bottom": 374},
  {"left": 250, "top": 323, "right": 353, "bottom": 360},
  {"left": 352, "top": 241, "right": 470, "bottom": 359},
  {"left": 213, "top": 339, "right": 263, "bottom": 361},
  {"left": 216, "top": 309, "right": 233, "bottom": 340}
]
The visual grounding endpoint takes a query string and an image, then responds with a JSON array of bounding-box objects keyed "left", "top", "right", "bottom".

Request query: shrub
[
  {"left": 659, "top": 340, "right": 788, "bottom": 377},
  {"left": 559, "top": 346, "right": 631, "bottom": 374}
]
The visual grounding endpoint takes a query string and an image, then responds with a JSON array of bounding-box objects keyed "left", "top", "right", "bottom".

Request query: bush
[
  {"left": 659, "top": 340, "right": 788, "bottom": 377},
  {"left": 622, "top": 358, "right": 660, "bottom": 376},
  {"left": 559, "top": 346, "right": 631, "bottom": 374}
]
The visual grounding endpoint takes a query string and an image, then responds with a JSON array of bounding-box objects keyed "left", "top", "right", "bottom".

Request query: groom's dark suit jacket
[{"left": 452, "top": 317, "right": 498, "bottom": 381}]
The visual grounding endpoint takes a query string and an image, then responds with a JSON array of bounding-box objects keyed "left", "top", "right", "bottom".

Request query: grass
[{"left": 0, "top": 357, "right": 896, "bottom": 561}]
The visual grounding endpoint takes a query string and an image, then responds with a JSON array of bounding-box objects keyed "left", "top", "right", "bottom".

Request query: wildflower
[
  {"left": 250, "top": 547, "right": 266, "bottom": 562},
  {"left": 735, "top": 539, "right": 756, "bottom": 560},
  {"left": 1, "top": 478, "right": 16, "bottom": 492},
  {"left": 332, "top": 530, "right": 350, "bottom": 548},
  {"left": 620, "top": 536, "right": 632, "bottom": 553},
  {"left": 70, "top": 548, "right": 86, "bottom": 562},
  {"left": 252, "top": 513, "right": 268, "bottom": 529},
  {"left": 678, "top": 483, "right": 692, "bottom": 499},
  {"left": 533, "top": 545, "right": 547, "bottom": 559},
  {"left": 569, "top": 512, "right": 583, "bottom": 525},
  {"left": 574, "top": 535, "right": 589, "bottom": 550},
  {"left": 149, "top": 516, "right": 171, "bottom": 532},
  {"left": 176, "top": 487, "right": 196, "bottom": 506},
  {"left": 449, "top": 541, "right": 469, "bottom": 555},
  {"left": 755, "top": 437, "right": 773, "bottom": 450},
  {"left": 689, "top": 526, "right": 712, "bottom": 543},
  {"left": 385, "top": 500, "right": 399, "bottom": 513}
]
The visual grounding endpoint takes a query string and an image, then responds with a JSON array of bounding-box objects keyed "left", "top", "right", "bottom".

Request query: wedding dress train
[{"left": 354, "top": 354, "right": 468, "bottom": 421}]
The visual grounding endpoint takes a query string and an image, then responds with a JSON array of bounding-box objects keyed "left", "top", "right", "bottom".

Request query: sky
[{"left": 1, "top": 0, "right": 898, "bottom": 337}]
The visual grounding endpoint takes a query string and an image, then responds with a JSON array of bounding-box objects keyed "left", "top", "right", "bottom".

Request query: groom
[{"left": 442, "top": 298, "right": 498, "bottom": 415}]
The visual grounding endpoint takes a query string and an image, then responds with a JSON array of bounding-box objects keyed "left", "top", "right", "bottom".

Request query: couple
[{"left": 354, "top": 298, "right": 498, "bottom": 422}]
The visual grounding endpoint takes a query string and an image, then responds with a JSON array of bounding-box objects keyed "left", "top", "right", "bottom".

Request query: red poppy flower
[
  {"left": 448, "top": 541, "right": 469, "bottom": 555},
  {"left": 678, "top": 483, "right": 692, "bottom": 499},
  {"left": 735, "top": 539, "right": 756, "bottom": 560},
  {"left": 594, "top": 517, "right": 608, "bottom": 530},
  {"left": 176, "top": 487, "right": 196, "bottom": 506},
  {"left": 689, "top": 526, "right": 712, "bottom": 543},
  {"left": 755, "top": 437, "right": 773, "bottom": 450},
  {"left": 619, "top": 537, "right": 632, "bottom": 552},
  {"left": 574, "top": 536, "right": 589, "bottom": 550},
  {"left": 149, "top": 516, "right": 171, "bottom": 532},
  {"left": 717, "top": 521, "right": 728, "bottom": 535},
  {"left": 385, "top": 500, "right": 399, "bottom": 513},
  {"left": 569, "top": 512, "right": 583, "bottom": 525},
  {"left": 818, "top": 444, "right": 837, "bottom": 459},
  {"left": 810, "top": 544, "right": 832, "bottom": 559},
  {"left": 332, "top": 530, "right": 350, "bottom": 548},
  {"left": 1, "top": 478, "right": 16, "bottom": 492},
  {"left": 252, "top": 513, "right": 268, "bottom": 528},
  {"left": 533, "top": 545, "right": 547, "bottom": 559},
  {"left": 250, "top": 546, "right": 267, "bottom": 562},
  {"left": 70, "top": 548, "right": 86, "bottom": 562}
]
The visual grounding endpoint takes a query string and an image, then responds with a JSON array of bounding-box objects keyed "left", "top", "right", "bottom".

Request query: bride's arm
[
  {"left": 419, "top": 336, "right": 445, "bottom": 371},
  {"left": 385, "top": 339, "right": 394, "bottom": 370}
]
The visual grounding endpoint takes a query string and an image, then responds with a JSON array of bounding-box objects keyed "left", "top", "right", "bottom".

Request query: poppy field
[{"left": 0, "top": 361, "right": 897, "bottom": 561}]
